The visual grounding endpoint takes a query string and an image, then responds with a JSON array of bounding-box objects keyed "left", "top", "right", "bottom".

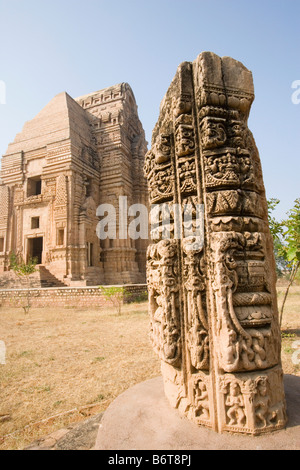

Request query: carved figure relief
[
  {"left": 200, "top": 116, "right": 227, "bottom": 149},
  {"left": 147, "top": 240, "right": 181, "bottom": 367},
  {"left": 175, "top": 117, "right": 195, "bottom": 157},
  {"left": 154, "top": 134, "right": 171, "bottom": 164},
  {"left": 218, "top": 367, "right": 286, "bottom": 434},
  {"left": 182, "top": 237, "right": 209, "bottom": 371},
  {"left": 192, "top": 374, "right": 212, "bottom": 426}
]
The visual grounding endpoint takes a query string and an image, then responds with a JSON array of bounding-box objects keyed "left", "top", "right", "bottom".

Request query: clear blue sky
[{"left": 0, "top": 0, "right": 299, "bottom": 220}]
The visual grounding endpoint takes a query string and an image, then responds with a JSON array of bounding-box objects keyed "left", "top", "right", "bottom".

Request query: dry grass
[
  {"left": 0, "top": 301, "right": 161, "bottom": 450},
  {"left": 0, "top": 285, "right": 299, "bottom": 450}
]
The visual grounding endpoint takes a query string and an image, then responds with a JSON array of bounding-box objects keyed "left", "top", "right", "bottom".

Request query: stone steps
[
  {"left": 0, "top": 266, "right": 67, "bottom": 289},
  {"left": 38, "top": 266, "right": 67, "bottom": 288}
]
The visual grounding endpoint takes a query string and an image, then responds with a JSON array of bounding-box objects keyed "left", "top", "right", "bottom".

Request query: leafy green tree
[
  {"left": 10, "top": 252, "right": 37, "bottom": 314},
  {"left": 268, "top": 198, "right": 283, "bottom": 241},
  {"left": 99, "top": 285, "right": 130, "bottom": 315},
  {"left": 267, "top": 198, "right": 300, "bottom": 325},
  {"left": 278, "top": 199, "right": 300, "bottom": 325},
  {"left": 267, "top": 199, "right": 288, "bottom": 276}
]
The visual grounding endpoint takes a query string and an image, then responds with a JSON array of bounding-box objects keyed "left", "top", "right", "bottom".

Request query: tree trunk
[{"left": 279, "top": 260, "right": 300, "bottom": 327}]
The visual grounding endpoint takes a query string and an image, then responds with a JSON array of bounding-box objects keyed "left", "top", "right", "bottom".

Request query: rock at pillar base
[{"left": 94, "top": 375, "right": 300, "bottom": 450}]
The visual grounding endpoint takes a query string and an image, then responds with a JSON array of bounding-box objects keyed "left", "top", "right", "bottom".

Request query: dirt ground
[
  {"left": 0, "top": 301, "right": 161, "bottom": 450},
  {"left": 0, "top": 286, "right": 299, "bottom": 450}
]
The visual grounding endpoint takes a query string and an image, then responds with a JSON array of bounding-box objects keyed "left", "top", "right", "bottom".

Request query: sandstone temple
[{"left": 0, "top": 83, "right": 148, "bottom": 286}]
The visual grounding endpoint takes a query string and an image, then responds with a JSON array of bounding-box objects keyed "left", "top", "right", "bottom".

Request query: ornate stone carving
[
  {"left": 154, "top": 134, "right": 171, "bottom": 164},
  {"left": 175, "top": 115, "right": 195, "bottom": 157},
  {"left": 182, "top": 237, "right": 209, "bottom": 371},
  {"left": 218, "top": 366, "right": 286, "bottom": 434},
  {"left": 147, "top": 240, "right": 181, "bottom": 367},
  {"left": 210, "top": 231, "right": 279, "bottom": 373},
  {"left": 144, "top": 52, "right": 287, "bottom": 435}
]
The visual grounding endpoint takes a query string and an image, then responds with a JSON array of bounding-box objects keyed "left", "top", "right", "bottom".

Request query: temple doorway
[{"left": 27, "top": 237, "right": 43, "bottom": 264}]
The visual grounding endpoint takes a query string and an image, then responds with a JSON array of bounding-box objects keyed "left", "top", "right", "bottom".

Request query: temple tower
[{"left": 0, "top": 83, "right": 148, "bottom": 286}]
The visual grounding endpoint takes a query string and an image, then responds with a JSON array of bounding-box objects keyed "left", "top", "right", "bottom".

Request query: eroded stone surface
[{"left": 144, "top": 52, "right": 287, "bottom": 435}]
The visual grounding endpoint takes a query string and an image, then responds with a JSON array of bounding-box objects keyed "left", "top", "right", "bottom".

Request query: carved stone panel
[{"left": 147, "top": 240, "right": 181, "bottom": 367}]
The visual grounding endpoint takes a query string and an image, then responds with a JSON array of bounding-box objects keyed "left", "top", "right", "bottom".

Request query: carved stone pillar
[{"left": 144, "top": 52, "right": 287, "bottom": 435}]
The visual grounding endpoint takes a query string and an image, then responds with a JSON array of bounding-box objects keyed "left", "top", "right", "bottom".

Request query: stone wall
[{"left": 0, "top": 284, "right": 147, "bottom": 308}]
